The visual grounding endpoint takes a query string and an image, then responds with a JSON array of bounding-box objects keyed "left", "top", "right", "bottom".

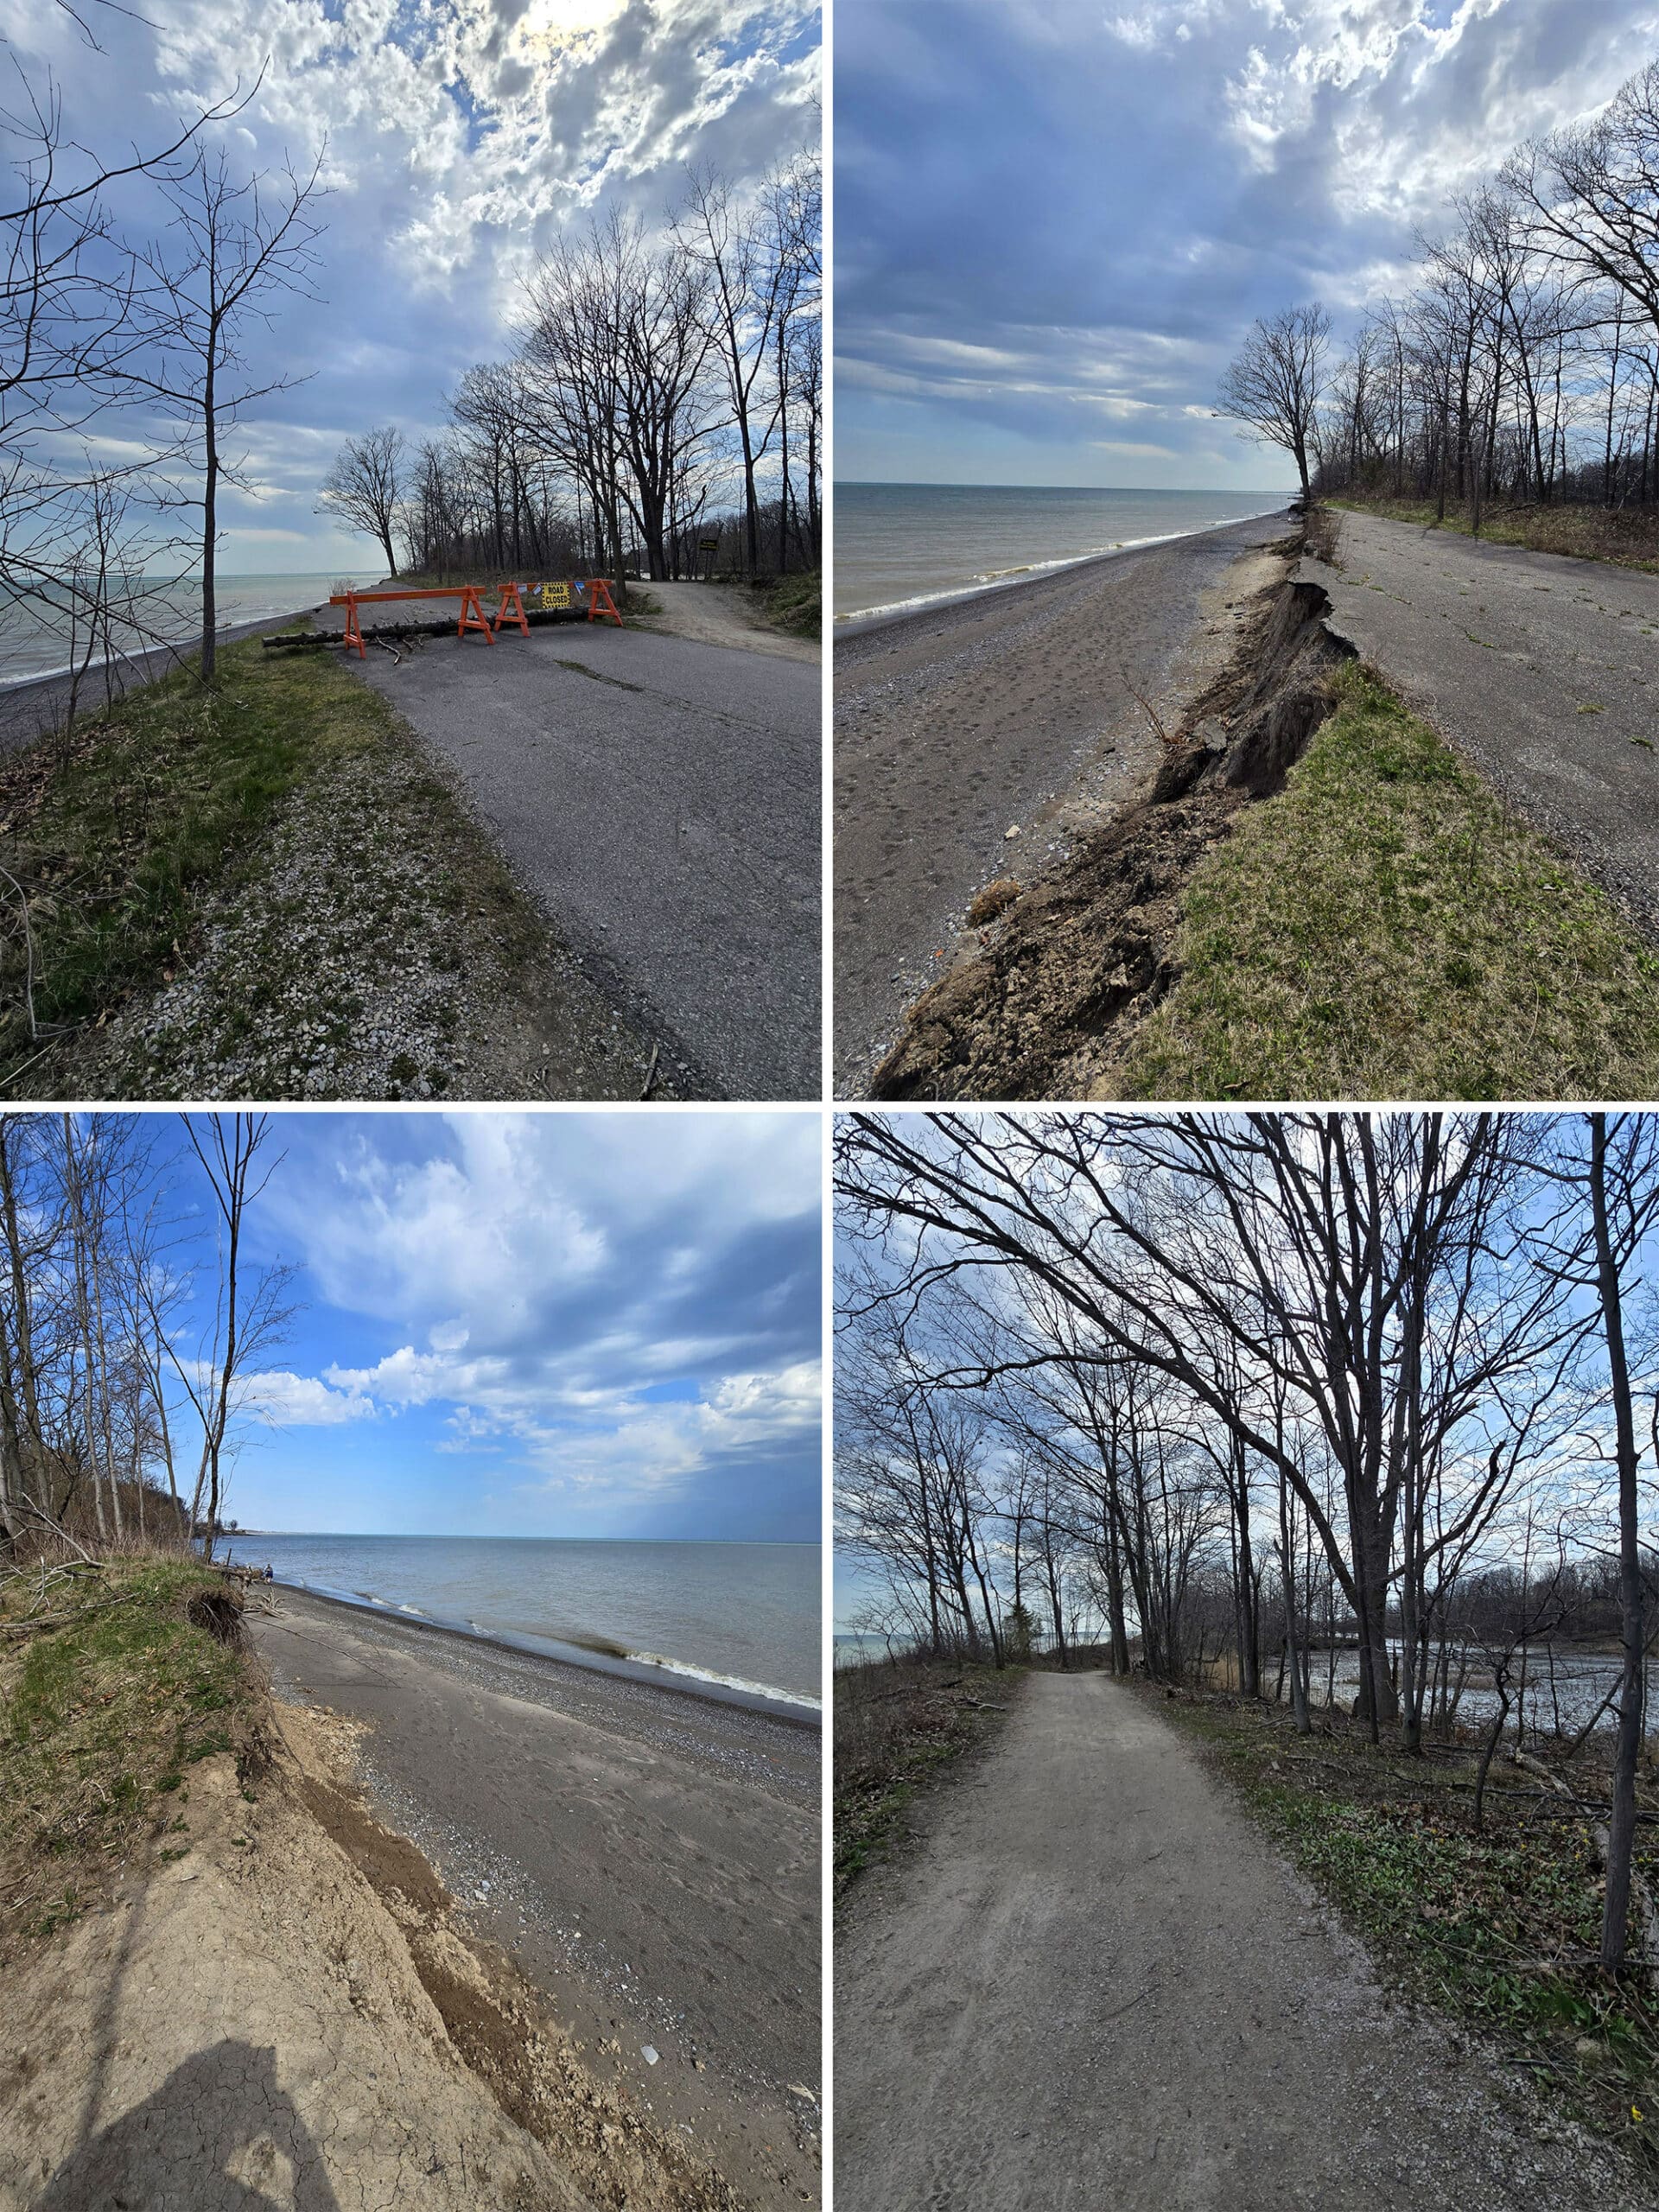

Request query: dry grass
[
  {"left": 834, "top": 1651, "right": 1020, "bottom": 1900},
  {"left": 1128, "top": 660, "right": 1659, "bottom": 1102},
  {"left": 1328, "top": 494, "right": 1659, "bottom": 574}
]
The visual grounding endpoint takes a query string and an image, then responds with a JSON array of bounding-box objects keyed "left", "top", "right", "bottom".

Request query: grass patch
[
  {"left": 755, "top": 571, "right": 820, "bottom": 639},
  {"left": 1127, "top": 660, "right": 1659, "bottom": 1101},
  {"left": 1154, "top": 1686, "right": 1659, "bottom": 2171},
  {"left": 0, "top": 638, "right": 411, "bottom": 1086},
  {"left": 0, "top": 1555, "right": 260, "bottom": 1948},
  {"left": 1327, "top": 494, "right": 1659, "bottom": 575},
  {"left": 834, "top": 1654, "right": 1019, "bottom": 1902}
]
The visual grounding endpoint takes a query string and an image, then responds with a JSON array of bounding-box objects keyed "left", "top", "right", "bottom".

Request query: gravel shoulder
[
  {"left": 1311, "top": 510, "right": 1659, "bottom": 931},
  {"left": 250, "top": 1586, "right": 821, "bottom": 2211},
  {"left": 834, "top": 1669, "right": 1646, "bottom": 2212},
  {"left": 832, "top": 513, "right": 1294, "bottom": 1095}
]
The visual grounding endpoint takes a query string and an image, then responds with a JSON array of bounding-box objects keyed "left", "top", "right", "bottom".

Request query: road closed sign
[{"left": 536, "top": 581, "right": 571, "bottom": 610}]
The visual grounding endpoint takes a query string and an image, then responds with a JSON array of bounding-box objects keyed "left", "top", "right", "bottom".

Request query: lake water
[
  {"left": 224, "top": 1533, "right": 821, "bottom": 1710},
  {"left": 833, "top": 482, "right": 1288, "bottom": 622},
  {"left": 0, "top": 570, "right": 381, "bottom": 688}
]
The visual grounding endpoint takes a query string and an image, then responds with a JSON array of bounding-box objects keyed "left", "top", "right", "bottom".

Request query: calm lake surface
[
  {"left": 227, "top": 1534, "right": 821, "bottom": 1707},
  {"left": 833, "top": 482, "right": 1287, "bottom": 622},
  {"left": 0, "top": 570, "right": 380, "bottom": 687}
]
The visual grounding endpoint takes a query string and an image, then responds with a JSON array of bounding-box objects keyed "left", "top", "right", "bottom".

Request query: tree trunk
[{"left": 1593, "top": 1114, "right": 1646, "bottom": 1975}]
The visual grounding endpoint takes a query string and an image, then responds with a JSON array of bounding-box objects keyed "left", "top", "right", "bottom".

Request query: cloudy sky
[
  {"left": 156, "top": 1109, "right": 822, "bottom": 1539},
  {"left": 4, "top": 0, "right": 818, "bottom": 571},
  {"left": 835, "top": 0, "right": 1658, "bottom": 489}
]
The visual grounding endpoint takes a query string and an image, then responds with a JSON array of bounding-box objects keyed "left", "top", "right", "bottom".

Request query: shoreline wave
[
  {"left": 834, "top": 506, "right": 1287, "bottom": 627},
  {"left": 270, "top": 1569, "right": 822, "bottom": 1721}
]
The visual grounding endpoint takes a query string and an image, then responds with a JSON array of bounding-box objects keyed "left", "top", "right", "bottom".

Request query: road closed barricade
[{"left": 328, "top": 577, "right": 623, "bottom": 659}]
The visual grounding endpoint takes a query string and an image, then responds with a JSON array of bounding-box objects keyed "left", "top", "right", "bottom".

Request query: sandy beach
[
  {"left": 832, "top": 511, "right": 1294, "bottom": 1094},
  {"left": 248, "top": 1583, "right": 821, "bottom": 2209}
]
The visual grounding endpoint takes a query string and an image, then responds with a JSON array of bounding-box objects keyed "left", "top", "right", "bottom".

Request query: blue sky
[
  {"left": 153, "top": 1109, "right": 822, "bottom": 1540},
  {"left": 3, "top": 0, "right": 818, "bottom": 572},
  {"left": 834, "top": 0, "right": 1658, "bottom": 489}
]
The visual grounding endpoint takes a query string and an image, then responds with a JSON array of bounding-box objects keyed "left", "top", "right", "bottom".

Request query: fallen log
[{"left": 261, "top": 606, "right": 609, "bottom": 652}]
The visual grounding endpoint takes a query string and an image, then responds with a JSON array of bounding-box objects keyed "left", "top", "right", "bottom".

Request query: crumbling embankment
[
  {"left": 868, "top": 538, "right": 1358, "bottom": 1102},
  {"left": 0, "top": 1588, "right": 749, "bottom": 2212}
]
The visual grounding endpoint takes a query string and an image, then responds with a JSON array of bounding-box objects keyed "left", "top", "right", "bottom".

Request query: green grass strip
[{"left": 1128, "top": 661, "right": 1659, "bottom": 1102}]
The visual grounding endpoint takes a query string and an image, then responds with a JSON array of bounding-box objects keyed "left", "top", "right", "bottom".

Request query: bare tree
[
  {"left": 317, "top": 424, "right": 404, "bottom": 576},
  {"left": 130, "top": 146, "right": 327, "bottom": 680},
  {"left": 1216, "top": 302, "right": 1332, "bottom": 504},
  {"left": 162, "top": 1113, "right": 296, "bottom": 1555}
]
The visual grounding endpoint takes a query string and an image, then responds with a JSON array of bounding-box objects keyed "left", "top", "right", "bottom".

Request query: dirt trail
[
  {"left": 631, "top": 582, "right": 817, "bottom": 664},
  {"left": 834, "top": 1670, "right": 1647, "bottom": 2212},
  {"left": 1312, "top": 511, "right": 1659, "bottom": 929}
]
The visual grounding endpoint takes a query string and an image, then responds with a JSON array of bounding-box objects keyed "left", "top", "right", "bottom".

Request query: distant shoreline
[
  {"left": 834, "top": 502, "right": 1292, "bottom": 638},
  {"left": 264, "top": 1571, "right": 822, "bottom": 1727},
  {"left": 0, "top": 602, "right": 319, "bottom": 758}
]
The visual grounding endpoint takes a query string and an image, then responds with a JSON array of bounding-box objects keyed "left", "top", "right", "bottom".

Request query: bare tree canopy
[
  {"left": 1214, "top": 302, "right": 1332, "bottom": 503},
  {"left": 316, "top": 425, "right": 405, "bottom": 576},
  {"left": 0, "top": 1111, "right": 298, "bottom": 1563}
]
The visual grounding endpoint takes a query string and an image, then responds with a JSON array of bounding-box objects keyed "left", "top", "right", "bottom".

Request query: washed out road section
[
  {"left": 345, "top": 620, "right": 820, "bottom": 1099},
  {"left": 835, "top": 1669, "right": 1637, "bottom": 2212},
  {"left": 250, "top": 1587, "right": 820, "bottom": 2209},
  {"left": 1313, "top": 510, "right": 1659, "bottom": 928},
  {"left": 832, "top": 513, "right": 1293, "bottom": 1096}
]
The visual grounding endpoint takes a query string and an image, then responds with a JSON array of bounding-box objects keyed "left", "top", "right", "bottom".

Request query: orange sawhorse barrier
[
  {"left": 580, "top": 578, "right": 623, "bottom": 627},
  {"left": 329, "top": 581, "right": 620, "bottom": 658}
]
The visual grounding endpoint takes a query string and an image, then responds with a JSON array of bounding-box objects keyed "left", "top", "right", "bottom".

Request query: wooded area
[
  {"left": 836, "top": 1110, "right": 1659, "bottom": 1971},
  {"left": 0, "top": 1112, "right": 292, "bottom": 1563},
  {"left": 320, "top": 152, "right": 822, "bottom": 587},
  {"left": 1217, "top": 57, "right": 1659, "bottom": 525}
]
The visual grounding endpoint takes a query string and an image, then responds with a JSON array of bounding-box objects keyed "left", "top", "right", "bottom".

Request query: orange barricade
[{"left": 327, "top": 581, "right": 622, "bottom": 658}]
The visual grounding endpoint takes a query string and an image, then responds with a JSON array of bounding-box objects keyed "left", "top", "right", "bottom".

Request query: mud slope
[
  {"left": 0, "top": 1701, "right": 748, "bottom": 2212},
  {"left": 870, "top": 556, "right": 1354, "bottom": 1102}
]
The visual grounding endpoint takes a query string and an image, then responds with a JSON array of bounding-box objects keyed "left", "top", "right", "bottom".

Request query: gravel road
[
  {"left": 834, "top": 1669, "right": 1646, "bottom": 2212},
  {"left": 1313, "top": 511, "right": 1659, "bottom": 928},
  {"left": 832, "top": 512, "right": 1293, "bottom": 1095},
  {"left": 344, "top": 620, "right": 820, "bottom": 1098},
  {"left": 251, "top": 1589, "right": 820, "bottom": 2209}
]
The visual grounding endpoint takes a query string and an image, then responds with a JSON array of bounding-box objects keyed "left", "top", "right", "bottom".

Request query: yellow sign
[{"left": 537, "top": 581, "right": 571, "bottom": 611}]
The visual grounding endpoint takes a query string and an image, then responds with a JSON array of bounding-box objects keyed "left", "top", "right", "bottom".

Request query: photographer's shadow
[{"left": 36, "top": 2041, "right": 341, "bottom": 2210}]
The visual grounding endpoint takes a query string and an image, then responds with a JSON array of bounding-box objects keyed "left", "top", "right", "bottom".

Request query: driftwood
[{"left": 0, "top": 1591, "right": 138, "bottom": 1637}]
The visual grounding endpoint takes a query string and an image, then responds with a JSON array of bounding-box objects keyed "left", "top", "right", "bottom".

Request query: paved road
[
  {"left": 351, "top": 620, "right": 820, "bottom": 1098},
  {"left": 832, "top": 514, "right": 1292, "bottom": 1095},
  {"left": 835, "top": 1671, "right": 1638, "bottom": 2212},
  {"left": 1314, "top": 512, "right": 1659, "bottom": 928}
]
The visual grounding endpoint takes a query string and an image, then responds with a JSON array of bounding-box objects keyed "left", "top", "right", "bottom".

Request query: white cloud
[{"left": 241, "top": 1370, "right": 377, "bottom": 1426}]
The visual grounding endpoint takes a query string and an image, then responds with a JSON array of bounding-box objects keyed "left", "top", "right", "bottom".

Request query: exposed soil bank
[
  {"left": 868, "top": 537, "right": 1355, "bottom": 1099},
  {"left": 832, "top": 512, "right": 1295, "bottom": 1095},
  {"left": 0, "top": 1696, "right": 758, "bottom": 2211},
  {"left": 249, "top": 1586, "right": 820, "bottom": 2211}
]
